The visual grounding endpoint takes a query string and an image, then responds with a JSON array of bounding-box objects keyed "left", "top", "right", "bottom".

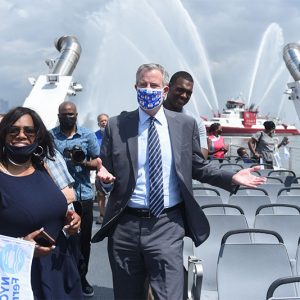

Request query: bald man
[{"left": 50, "top": 101, "right": 100, "bottom": 297}]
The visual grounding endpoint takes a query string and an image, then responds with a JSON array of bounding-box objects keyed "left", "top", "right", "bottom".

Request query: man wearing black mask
[{"left": 50, "top": 101, "right": 100, "bottom": 297}]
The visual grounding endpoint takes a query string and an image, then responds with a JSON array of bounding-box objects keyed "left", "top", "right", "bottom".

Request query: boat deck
[
  {"left": 86, "top": 146, "right": 300, "bottom": 299},
  {"left": 87, "top": 205, "right": 114, "bottom": 299}
]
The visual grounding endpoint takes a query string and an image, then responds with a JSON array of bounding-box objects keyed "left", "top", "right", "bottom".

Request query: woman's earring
[{"left": 33, "top": 146, "right": 44, "bottom": 157}]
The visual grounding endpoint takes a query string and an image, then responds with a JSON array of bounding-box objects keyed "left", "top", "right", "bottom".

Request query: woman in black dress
[{"left": 0, "top": 107, "right": 83, "bottom": 299}]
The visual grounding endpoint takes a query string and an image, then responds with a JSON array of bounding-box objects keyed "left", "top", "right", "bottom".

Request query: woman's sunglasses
[{"left": 7, "top": 126, "right": 37, "bottom": 137}]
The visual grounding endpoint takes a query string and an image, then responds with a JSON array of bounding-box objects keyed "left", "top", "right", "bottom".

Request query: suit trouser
[
  {"left": 108, "top": 207, "right": 185, "bottom": 300},
  {"left": 79, "top": 200, "right": 94, "bottom": 277}
]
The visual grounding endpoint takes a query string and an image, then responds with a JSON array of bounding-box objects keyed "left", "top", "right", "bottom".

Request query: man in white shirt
[{"left": 92, "top": 63, "right": 266, "bottom": 300}]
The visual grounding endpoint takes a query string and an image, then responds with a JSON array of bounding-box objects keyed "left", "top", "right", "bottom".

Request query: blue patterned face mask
[{"left": 137, "top": 88, "right": 163, "bottom": 110}]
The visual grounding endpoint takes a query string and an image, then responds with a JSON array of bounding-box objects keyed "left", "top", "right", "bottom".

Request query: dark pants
[
  {"left": 108, "top": 208, "right": 185, "bottom": 300},
  {"left": 79, "top": 200, "right": 94, "bottom": 277}
]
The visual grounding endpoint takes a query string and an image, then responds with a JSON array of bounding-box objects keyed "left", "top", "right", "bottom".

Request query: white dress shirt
[
  {"left": 128, "top": 106, "right": 182, "bottom": 208},
  {"left": 182, "top": 107, "right": 208, "bottom": 150}
]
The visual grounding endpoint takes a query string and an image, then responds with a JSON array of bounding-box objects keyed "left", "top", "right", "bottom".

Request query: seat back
[
  {"left": 254, "top": 211, "right": 300, "bottom": 260},
  {"left": 194, "top": 196, "right": 224, "bottom": 214},
  {"left": 202, "top": 183, "right": 230, "bottom": 204},
  {"left": 296, "top": 244, "right": 300, "bottom": 276},
  {"left": 277, "top": 195, "right": 300, "bottom": 212},
  {"left": 252, "top": 166, "right": 273, "bottom": 177},
  {"left": 228, "top": 195, "right": 272, "bottom": 227},
  {"left": 217, "top": 230, "right": 295, "bottom": 300},
  {"left": 208, "top": 159, "right": 229, "bottom": 168},
  {"left": 219, "top": 163, "right": 243, "bottom": 172},
  {"left": 290, "top": 184, "right": 300, "bottom": 193},
  {"left": 267, "top": 276, "right": 300, "bottom": 300},
  {"left": 268, "top": 297, "right": 300, "bottom": 300},
  {"left": 261, "top": 183, "right": 285, "bottom": 203},
  {"left": 278, "top": 187, "right": 300, "bottom": 196},
  {"left": 195, "top": 214, "right": 249, "bottom": 292},
  {"left": 268, "top": 170, "right": 296, "bottom": 184},
  {"left": 193, "top": 186, "right": 221, "bottom": 197},
  {"left": 235, "top": 187, "right": 268, "bottom": 196},
  {"left": 201, "top": 204, "right": 244, "bottom": 215},
  {"left": 266, "top": 176, "right": 284, "bottom": 184}
]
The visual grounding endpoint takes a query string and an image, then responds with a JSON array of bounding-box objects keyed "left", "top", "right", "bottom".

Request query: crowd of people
[
  {"left": 206, "top": 120, "right": 289, "bottom": 168},
  {"left": 0, "top": 64, "right": 268, "bottom": 300}
]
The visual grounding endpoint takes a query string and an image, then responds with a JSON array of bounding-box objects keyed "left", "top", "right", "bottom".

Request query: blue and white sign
[{"left": 0, "top": 235, "right": 34, "bottom": 300}]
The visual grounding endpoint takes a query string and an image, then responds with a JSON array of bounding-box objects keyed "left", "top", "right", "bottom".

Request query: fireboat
[{"left": 202, "top": 97, "right": 300, "bottom": 136}]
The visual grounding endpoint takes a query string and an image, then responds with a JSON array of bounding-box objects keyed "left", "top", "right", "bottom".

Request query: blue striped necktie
[{"left": 148, "top": 117, "right": 164, "bottom": 217}]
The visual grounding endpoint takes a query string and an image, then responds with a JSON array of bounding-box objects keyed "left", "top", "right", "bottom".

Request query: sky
[{"left": 1, "top": 0, "right": 300, "bottom": 129}]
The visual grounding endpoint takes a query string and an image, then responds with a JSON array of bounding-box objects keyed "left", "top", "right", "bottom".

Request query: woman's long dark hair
[{"left": 0, "top": 106, "right": 55, "bottom": 168}]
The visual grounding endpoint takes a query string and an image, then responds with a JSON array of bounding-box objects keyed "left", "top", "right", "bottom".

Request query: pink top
[{"left": 208, "top": 134, "right": 226, "bottom": 158}]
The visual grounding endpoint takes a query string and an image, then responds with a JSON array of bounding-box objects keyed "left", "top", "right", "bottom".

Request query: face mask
[
  {"left": 268, "top": 129, "right": 275, "bottom": 137},
  {"left": 59, "top": 116, "right": 76, "bottom": 130},
  {"left": 137, "top": 88, "right": 164, "bottom": 110},
  {"left": 5, "top": 142, "right": 38, "bottom": 164},
  {"left": 217, "top": 130, "right": 222, "bottom": 135}
]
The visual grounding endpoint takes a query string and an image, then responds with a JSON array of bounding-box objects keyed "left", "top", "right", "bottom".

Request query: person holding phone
[{"left": 0, "top": 107, "right": 82, "bottom": 300}]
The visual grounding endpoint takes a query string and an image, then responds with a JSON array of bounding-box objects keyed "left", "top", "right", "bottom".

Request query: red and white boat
[{"left": 202, "top": 97, "right": 300, "bottom": 136}]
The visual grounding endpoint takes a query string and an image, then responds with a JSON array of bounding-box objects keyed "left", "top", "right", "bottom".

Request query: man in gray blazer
[{"left": 92, "top": 63, "right": 265, "bottom": 300}]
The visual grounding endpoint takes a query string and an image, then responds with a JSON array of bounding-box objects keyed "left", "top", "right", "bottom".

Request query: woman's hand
[
  {"left": 24, "top": 228, "right": 55, "bottom": 257},
  {"left": 64, "top": 210, "right": 81, "bottom": 235},
  {"left": 219, "top": 144, "right": 229, "bottom": 154}
]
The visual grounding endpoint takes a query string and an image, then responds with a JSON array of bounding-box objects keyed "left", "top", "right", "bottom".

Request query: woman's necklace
[
  {"left": 7, "top": 157, "right": 25, "bottom": 167},
  {"left": 0, "top": 159, "right": 33, "bottom": 176}
]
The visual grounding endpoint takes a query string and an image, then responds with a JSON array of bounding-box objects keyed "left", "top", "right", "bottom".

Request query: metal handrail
[{"left": 187, "top": 256, "right": 203, "bottom": 300}]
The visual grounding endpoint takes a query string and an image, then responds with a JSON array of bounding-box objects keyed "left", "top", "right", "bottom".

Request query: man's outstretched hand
[
  {"left": 96, "top": 158, "right": 116, "bottom": 183},
  {"left": 232, "top": 166, "right": 266, "bottom": 188}
]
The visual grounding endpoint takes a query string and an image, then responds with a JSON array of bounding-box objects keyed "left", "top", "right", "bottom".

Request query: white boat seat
[
  {"left": 195, "top": 196, "right": 224, "bottom": 213},
  {"left": 195, "top": 213, "right": 249, "bottom": 295},
  {"left": 254, "top": 207, "right": 300, "bottom": 260},
  {"left": 217, "top": 229, "right": 296, "bottom": 300},
  {"left": 266, "top": 276, "right": 300, "bottom": 300},
  {"left": 228, "top": 195, "right": 272, "bottom": 227},
  {"left": 235, "top": 186, "right": 268, "bottom": 196},
  {"left": 261, "top": 183, "right": 286, "bottom": 203}
]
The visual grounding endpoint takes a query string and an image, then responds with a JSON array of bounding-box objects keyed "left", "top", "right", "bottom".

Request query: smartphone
[{"left": 34, "top": 230, "right": 56, "bottom": 247}]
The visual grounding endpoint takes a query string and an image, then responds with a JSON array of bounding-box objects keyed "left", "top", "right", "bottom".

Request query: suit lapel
[
  {"left": 164, "top": 108, "right": 182, "bottom": 171},
  {"left": 125, "top": 109, "right": 139, "bottom": 181}
]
